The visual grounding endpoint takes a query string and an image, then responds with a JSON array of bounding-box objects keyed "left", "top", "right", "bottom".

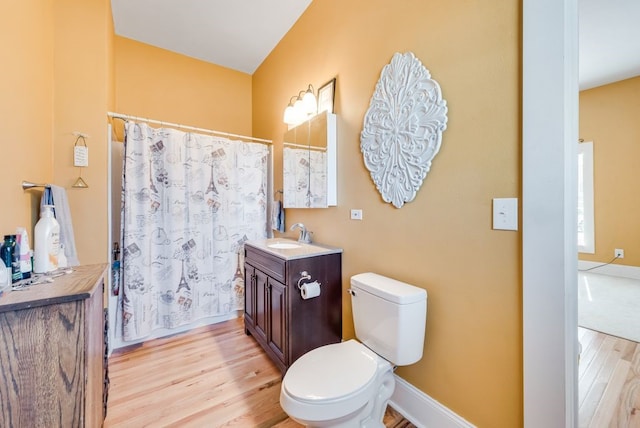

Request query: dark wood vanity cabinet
[{"left": 244, "top": 243, "right": 342, "bottom": 374}]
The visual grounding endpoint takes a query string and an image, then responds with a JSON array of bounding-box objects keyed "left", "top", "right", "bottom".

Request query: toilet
[{"left": 280, "top": 272, "right": 427, "bottom": 427}]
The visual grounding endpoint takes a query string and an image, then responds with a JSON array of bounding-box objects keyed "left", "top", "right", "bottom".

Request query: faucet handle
[{"left": 304, "top": 230, "right": 313, "bottom": 244}]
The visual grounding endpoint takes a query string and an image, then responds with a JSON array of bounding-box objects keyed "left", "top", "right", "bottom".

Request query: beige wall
[
  {"left": 52, "top": 0, "right": 113, "bottom": 265},
  {"left": 114, "top": 36, "right": 253, "bottom": 137},
  {"left": 579, "top": 76, "right": 640, "bottom": 266},
  {"left": 1, "top": 9, "right": 251, "bottom": 265},
  {"left": 0, "top": 0, "right": 55, "bottom": 233},
  {"left": 253, "top": 1, "right": 521, "bottom": 426},
  {"left": 5, "top": 2, "right": 522, "bottom": 425},
  {"left": 1, "top": 0, "right": 112, "bottom": 263}
]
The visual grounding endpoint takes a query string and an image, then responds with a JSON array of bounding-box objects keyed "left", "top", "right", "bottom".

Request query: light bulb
[
  {"left": 284, "top": 105, "right": 296, "bottom": 125},
  {"left": 302, "top": 90, "right": 317, "bottom": 115},
  {"left": 293, "top": 98, "right": 306, "bottom": 124}
]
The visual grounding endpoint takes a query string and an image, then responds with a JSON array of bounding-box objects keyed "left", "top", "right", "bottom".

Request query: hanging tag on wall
[
  {"left": 74, "top": 146, "right": 88, "bottom": 167},
  {"left": 73, "top": 135, "right": 89, "bottom": 167}
]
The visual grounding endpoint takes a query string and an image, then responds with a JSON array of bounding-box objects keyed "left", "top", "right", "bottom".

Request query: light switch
[{"left": 493, "top": 198, "right": 518, "bottom": 231}]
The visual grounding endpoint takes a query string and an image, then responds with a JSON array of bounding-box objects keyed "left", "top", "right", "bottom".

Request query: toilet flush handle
[{"left": 347, "top": 288, "right": 356, "bottom": 296}]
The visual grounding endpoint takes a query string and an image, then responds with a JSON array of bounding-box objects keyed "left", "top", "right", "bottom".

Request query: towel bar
[{"left": 22, "top": 181, "right": 50, "bottom": 190}]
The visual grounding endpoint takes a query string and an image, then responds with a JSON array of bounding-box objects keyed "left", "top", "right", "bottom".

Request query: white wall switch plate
[
  {"left": 493, "top": 198, "right": 518, "bottom": 231},
  {"left": 350, "top": 209, "right": 363, "bottom": 220}
]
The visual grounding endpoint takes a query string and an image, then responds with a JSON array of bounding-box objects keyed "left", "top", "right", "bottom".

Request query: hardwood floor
[
  {"left": 579, "top": 327, "right": 640, "bottom": 428},
  {"left": 104, "top": 317, "right": 415, "bottom": 427}
]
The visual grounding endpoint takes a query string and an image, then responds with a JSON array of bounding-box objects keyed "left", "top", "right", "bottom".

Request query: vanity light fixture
[{"left": 283, "top": 84, "right": 317, "bottom": 126}]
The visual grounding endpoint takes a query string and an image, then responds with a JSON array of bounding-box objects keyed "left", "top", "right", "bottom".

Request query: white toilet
[{"left": 280, "top": 272, "right": 427, "bottom": 427}]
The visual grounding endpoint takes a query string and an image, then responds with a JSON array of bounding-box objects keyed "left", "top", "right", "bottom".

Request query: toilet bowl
[
  {"left": 280, "top": 272, "right": 427, "bottom": 427},
  {"left": 280, "top": 340, "right": 395, "bottom": 428}
]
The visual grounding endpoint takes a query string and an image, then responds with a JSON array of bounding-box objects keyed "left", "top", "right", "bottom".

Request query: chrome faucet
[{"left": 290, "top": 223, "right": 312, "bottom": 243}]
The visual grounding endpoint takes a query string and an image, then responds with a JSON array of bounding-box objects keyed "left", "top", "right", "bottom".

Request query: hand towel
[
  {"left": 272, "top": 200, "right": 285, "bottom": 233},
  {"left": 41, "top": 185, "right": 80, "bottom": 266}
]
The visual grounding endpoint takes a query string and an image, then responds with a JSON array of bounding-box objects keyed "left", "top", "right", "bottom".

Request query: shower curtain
[{"left": 121, "top": 122, "right": 269, "bottom": 341}]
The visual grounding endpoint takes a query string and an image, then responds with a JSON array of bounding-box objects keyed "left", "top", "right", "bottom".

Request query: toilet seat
[
  {"left": 281, "top": 340, "right": 392, "bottom": 423},
  {"left": 284, "top": 340, "right": 379, "bottom": 403}
]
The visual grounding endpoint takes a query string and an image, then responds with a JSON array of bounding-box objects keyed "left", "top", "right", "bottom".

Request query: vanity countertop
[{"left": 246, "top": 238, "right": 342, "bottom": 261}]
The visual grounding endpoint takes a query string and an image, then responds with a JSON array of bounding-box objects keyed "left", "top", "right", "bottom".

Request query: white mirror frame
[{"left": 360, "top": 52, "right": 448, "bottom": 208}]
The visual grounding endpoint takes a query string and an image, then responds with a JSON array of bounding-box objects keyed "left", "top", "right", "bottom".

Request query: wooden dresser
[{"left": 0, "top": 264, "right": 107, "bottom": 427}]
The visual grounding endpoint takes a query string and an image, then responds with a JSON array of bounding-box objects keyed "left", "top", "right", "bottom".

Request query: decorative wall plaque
[{"left": 360, "top": 52, "right": 448, "bottom": 208}]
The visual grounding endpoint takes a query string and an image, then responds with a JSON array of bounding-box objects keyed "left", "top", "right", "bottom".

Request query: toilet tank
[{"left": 350, "top": 273, "right": 427, "bottom": 366}]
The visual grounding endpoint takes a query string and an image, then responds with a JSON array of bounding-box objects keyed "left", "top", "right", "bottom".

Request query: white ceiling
[
  {"left": 579, "top": 0, "right": 640, "bottom": 90},
  {"left": 111, "top": 0, "right": 312, "bottom": 74},
  {"left": 112, "top": 1, "right": 640, "bottom": 88}
]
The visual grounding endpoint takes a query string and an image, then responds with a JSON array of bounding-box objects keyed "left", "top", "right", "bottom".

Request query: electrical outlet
[
  {"left": 615, "top": 248, "right": 624, "bottom": 259},
  {"left": 350, "top": 209, "right": 363, "bottom": 220}
]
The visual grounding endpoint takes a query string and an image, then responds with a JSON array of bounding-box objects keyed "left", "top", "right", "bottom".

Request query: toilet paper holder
[{"left": 297, "top": 271, "right": 321, "bottom": 290}]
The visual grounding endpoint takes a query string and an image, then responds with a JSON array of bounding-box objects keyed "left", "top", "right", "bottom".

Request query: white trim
[
  {"left": 578, "top": 260, "right": 640, "bottom": 280},
  {"left": 326, "top": 112, "right": 337, "bottom": 206},
  {"left": 388, "top": 375, "right": 475, "bottom": 428},
  {"left": 523, "top": 0, "right": 579, "bottom": 426},
  {"left": 107, "top": 124, "right": 115, "bottom": 355},
  {"left": 577, "top": 141, "right": 595, "bottom": 253}
]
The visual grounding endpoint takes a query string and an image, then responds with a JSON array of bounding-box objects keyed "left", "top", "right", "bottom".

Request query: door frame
[{"left": 523, "top": 0, "right": 579, "bottom": 426}]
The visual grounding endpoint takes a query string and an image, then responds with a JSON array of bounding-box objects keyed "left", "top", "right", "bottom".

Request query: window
[{"left": 577, "top": 141, "right": 594, "bottom": 253}]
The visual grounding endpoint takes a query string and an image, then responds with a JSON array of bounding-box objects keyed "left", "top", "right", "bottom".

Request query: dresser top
[{"left": 0, "top": 264, "right": 107, "bottom": 313}]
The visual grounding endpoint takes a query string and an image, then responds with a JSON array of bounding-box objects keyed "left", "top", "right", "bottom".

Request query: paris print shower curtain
[{"left": 121, "top": 122, "right": 268, "bottom": 341}]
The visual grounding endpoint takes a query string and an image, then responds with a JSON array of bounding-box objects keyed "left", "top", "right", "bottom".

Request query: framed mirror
[{"left": 283, "top": 111, "right": 337, "bottom": 208}]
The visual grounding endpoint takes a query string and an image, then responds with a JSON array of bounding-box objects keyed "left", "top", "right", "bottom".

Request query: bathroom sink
[
  {"left": 267, "top": 242, "right": 301, "bottom": 249},
  {"left": 247, "top": 239, "right": 342, "bottom": 261}
]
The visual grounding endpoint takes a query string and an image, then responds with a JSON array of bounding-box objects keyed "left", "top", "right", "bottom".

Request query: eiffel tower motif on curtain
[
  {"left": 207, "top": 163, "right": 218, "bottom": 194},
  {"left": 176, "top": 259, "right": 190, "bottom": 292},
  {"left": 233, "top": 251, "right": 243, "bottom": 281}
]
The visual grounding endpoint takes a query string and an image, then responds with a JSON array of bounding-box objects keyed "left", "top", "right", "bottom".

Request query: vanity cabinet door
[
  {"left": 244, "top": 263, "right": 256, "bottom": 331},
  {"left": 253, "top": 268, "right": 269, "bottom": 343},
  {"left": 244, "top": 243, "right": 342, "bottom": 375},
  {"left": 267, "top": 278, "right": 287, "bottom": 365}
]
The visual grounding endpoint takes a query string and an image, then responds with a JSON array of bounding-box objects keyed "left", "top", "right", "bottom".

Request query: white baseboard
[
  {"left": 388, "top": 375, "right": 475, "bottom": 428},
  {"left": 578, "top": 260, "right": 640, "bottom": 280}
]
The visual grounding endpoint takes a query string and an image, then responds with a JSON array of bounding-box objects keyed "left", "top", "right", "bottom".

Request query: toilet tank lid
[{"left": 350, "top": 273, "right": 427, "bottom": 304}]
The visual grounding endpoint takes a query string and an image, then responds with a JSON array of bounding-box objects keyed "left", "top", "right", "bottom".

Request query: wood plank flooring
[
  {"left": 579, "top": 327, "right": 640, "bottom": 428},
  {"left": 104, "top": 317, "right": 415, "bottom": 427}
]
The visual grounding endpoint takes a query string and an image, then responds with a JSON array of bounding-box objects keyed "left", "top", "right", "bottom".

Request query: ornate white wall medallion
[{"left": 360, "top": 52, "right": 448, "bottom": 208}]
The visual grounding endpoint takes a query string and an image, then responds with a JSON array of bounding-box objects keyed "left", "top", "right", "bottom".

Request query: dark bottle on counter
[
  {"left": 10, "top": 235, "right": 21, "bottom": 282},
  {"left": 1, "top": 235, "right": 16, "bottom": 285},
  {"left": 1, "top": 235, "right": 21, "bottom": 283}
]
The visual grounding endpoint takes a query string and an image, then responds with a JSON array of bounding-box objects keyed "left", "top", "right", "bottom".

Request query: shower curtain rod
[
  {"left": 283, "top": 142, "right": 327, "bottom": 151},
  {"left": 107, "top": 112, "right": 272, "bottom": 145}
]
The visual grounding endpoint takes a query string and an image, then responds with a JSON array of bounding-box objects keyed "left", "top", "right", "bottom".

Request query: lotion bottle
[
  {"left": 16, "top": 227, "right": 32, "bottom": 279},
  {"left": 34, "top": 205, "right": 60, "bottom": 273}
]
